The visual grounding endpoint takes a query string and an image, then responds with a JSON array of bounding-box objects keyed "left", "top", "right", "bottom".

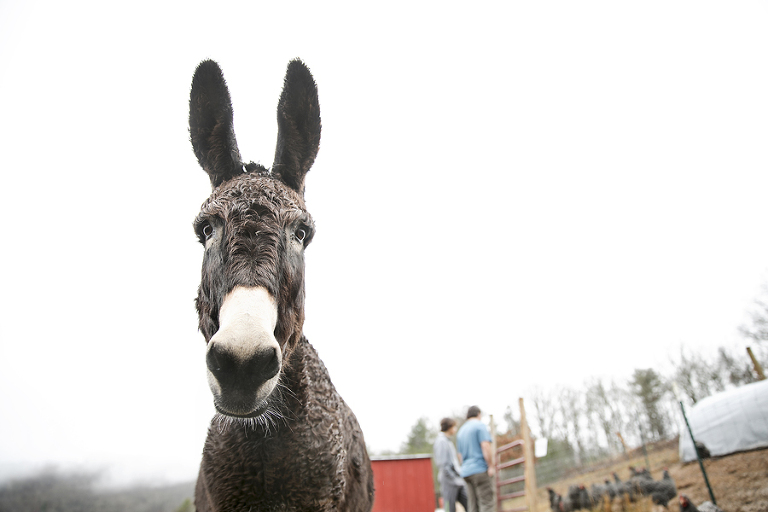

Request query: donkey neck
[{"left": 199, "top": 337, "right": 350, "bottom": 509}]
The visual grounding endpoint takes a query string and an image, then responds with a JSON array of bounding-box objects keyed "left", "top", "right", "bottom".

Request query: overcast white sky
[{"left": 1, "top": 0, "right": 766, "bottom": 486}]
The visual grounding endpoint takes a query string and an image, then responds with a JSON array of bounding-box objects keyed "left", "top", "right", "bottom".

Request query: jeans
[
  {"left": 463, "top": 472, "right": 494, "bottom": 512},
  {"left": 445, "top": 485, "right": 469, "bottom": 512}
]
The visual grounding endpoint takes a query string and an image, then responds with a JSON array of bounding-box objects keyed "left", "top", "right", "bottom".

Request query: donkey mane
[{"left": 188, "top": 59, "right": 374, "bottom": 511}]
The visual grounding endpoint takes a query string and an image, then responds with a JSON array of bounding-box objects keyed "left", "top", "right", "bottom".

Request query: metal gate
[{"left": 490, "top": 398, "right": 538, "bottom": 512}]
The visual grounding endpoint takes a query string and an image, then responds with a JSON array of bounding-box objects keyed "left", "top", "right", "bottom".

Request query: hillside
[{"left": 0, "top": 471, "right": 195, "bottom": 512}]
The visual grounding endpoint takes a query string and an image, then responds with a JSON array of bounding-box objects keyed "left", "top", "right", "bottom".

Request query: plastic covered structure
[{"left": 679, "top": 379, "right": 768, "bottom": 462}]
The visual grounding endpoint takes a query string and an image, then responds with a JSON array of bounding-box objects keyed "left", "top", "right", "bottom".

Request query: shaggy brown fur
[{"left": 188, "top": 59, "right": 374, "bottom": 511}]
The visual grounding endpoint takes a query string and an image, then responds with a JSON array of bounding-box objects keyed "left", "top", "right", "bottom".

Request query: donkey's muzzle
[{"left": 205, "top": 286, "right": 282, "bottom": 417}]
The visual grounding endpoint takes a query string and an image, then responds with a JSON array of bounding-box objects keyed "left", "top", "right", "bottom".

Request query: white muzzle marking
[{"left": 206, "top": 285, "right": 281, "bottom": 416}]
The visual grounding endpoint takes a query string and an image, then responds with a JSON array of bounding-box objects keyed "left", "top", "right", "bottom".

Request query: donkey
[{"left": 188, "top": 59, "right": 374, "bottom": 511}]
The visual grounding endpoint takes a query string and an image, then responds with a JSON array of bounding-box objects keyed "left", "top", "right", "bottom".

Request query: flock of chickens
[{"left": 547, "top": 467, "right": 724, "bottom": 512}]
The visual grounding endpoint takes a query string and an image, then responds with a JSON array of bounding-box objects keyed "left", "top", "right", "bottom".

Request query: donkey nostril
[
  {"left": 206, "top": 343, "right": 235, "bottom": 377},
  {"left": 261, "top": 347, "right": 280, "bottom": 380},
  {"left": 247, "top": 346, "right": 281, "bottom": 382}
]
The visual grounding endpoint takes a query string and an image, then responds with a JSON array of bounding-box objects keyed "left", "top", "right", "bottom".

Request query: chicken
[
  {"left": 548, "top": 487, "right": 563, "bottom": 512},
  {"left": 578, "top": 485, "right": 593, "bottom": 510},
  {"left": 695, "top": 441, "right": 711, "bottom": 459},
  {"left": 591, "top": 479, "right": 617, "bottom": 505},
  {"left": 679, "top": 494, "right": 725, "bottom": 512},
  {"left": 612, "top": 472, "right": 633, "bottom": 500},
  {"left": 566, "top": 484, "right": 582, "bottom": 511},
  {"left": 636, "top": 469, "right": 677, "bottom": 507}
]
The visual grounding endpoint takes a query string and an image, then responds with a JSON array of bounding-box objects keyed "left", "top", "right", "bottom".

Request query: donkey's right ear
[{"left": 189, "top": 60, "right": 244, "bottom": 189}]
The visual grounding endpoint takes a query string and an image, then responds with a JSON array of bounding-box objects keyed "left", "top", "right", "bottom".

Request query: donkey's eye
[
  {"left": 294, "top": 228, "right": 307, "bottom": 243},
  {"left": 202, "top": 223, "right": 214, "bottom": 240}
]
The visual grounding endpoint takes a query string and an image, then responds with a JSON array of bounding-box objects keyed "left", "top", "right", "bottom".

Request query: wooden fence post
[
  {"left": 490, "top": 414, "right": 498, "bottom": 510},
  {"left": 520, "top": 398, "right": 538, "bottom": 512},
  {"left": 615, "top": 431, "right": 630, "bottom": 458},
  {"left": 747, "top": 346, "right": 766, "bottom": 380}
]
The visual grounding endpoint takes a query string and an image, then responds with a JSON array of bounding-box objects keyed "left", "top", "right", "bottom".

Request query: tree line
[
  {"left": 397, "top": 283, "right": 768, "bottom": 469},
  {"left": 522, "top": 282, "right": 768, "bottom": 464},
  {"left": 396, "top": 346, "right": 764, "bottom": 488},
  {"left": 0, "top": 468, "right": 194, "bottom": 512},
  {"left": 524, "top": 341, "right": 764, "bottom": 467}
]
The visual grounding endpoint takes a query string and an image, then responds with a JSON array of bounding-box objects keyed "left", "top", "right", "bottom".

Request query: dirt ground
[
  {"left": 670, "top": 448, "right": 768, "bottom": 512},
  {"left": 518, "top": 442, "right": 768, "bottom": 512}
]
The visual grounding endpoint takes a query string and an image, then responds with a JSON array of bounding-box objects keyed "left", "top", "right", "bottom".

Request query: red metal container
[{"left": 371, "top": 455, "right": 436, "bottom": 512}]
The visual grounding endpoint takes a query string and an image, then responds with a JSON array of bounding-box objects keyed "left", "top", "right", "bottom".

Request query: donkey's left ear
[{"left": 272, "top": 59, "right": 321, "bottom": 195}]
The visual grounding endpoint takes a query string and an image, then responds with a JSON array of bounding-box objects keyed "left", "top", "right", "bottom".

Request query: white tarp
[{"left": 679, "top": 379, "right": 768, "bottom": 462}]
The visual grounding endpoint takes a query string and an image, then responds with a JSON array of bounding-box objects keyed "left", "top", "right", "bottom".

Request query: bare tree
[
  {"left": 559, "top": 386, "right": 586, "bottom": 466},
  {"left": 608, "top": 380, "right": 638, "bottom": 448},
  {"left": 671, "top": 347, "right": 725, "bottom": 404},
  {"left": 739, "top": 282, "right": 768, "bottom": 343},
  {"left": 529, "top": 386, "right": 558, "bottom": 439},
  {"left": 717, "top": 346, "right": 757, "bottom": 386},
  {"left": 585, "top": 378, "right": 622, "bottom": 455},
  {"left": 503, "top": 405, "right": 520, "bottom": 436}
]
